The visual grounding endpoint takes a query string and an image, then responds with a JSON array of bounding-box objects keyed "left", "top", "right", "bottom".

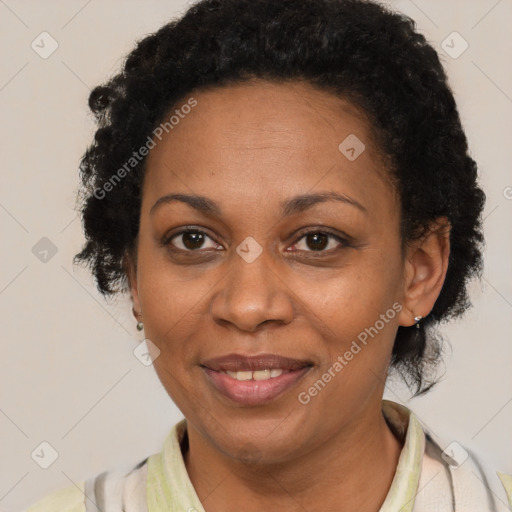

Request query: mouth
[{"left": 201, "top": 353, "right": 313, "bottom": 406}]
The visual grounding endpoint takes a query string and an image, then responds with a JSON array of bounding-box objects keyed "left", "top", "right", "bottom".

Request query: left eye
[
  {"left": 168, "top": 230, "right": 220, "bottom": 251},
  {"left": 290, "top": 231, "right": 347, "bottom": 252}
]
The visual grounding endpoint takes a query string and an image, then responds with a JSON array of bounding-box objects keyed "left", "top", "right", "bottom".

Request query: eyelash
[{"left": 163, "top": 227, "right": 352, "bottom": 255}]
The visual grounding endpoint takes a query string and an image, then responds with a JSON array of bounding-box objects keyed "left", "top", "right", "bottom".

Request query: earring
[
  {"left": 133, "top": 307, "right": 143, "bottom": 331},
  {"left": 414, "top": 315, "right": 422, "bottom": 329}
]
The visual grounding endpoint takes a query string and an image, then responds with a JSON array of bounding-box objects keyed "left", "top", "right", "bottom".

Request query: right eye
[{"left": 165, "top": 229, "right": 223, "bottom": 252}]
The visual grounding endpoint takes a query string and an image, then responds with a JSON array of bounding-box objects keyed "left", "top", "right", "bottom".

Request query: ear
[
  {"left": 398, "top": 217, "right": 451, "bottom": 327},
  {"left": 123, "top": 251, "right": 142, "bottom": 323}
]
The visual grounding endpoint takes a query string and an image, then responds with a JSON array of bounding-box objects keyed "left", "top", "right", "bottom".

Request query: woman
[{"left": 25, "top": 0, "right": 511, "bottom": 510}]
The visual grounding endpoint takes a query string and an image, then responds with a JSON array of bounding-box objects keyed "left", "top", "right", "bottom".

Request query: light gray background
[{"left": 1, "top": 0, "right": 511, "bottom": 510}]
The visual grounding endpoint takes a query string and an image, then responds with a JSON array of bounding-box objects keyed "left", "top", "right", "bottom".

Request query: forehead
[{"left": 142, "top": 79, "right": 395, "bottom": 215}]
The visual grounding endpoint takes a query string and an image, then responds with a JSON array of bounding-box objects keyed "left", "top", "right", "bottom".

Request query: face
[{"left": 129, "top": 79, "right": 411, "bottom": 464}]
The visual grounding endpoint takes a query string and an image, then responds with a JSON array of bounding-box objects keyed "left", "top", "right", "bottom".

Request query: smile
[{"left": 201, "top": 353, "right": 313, "bottom": 406}]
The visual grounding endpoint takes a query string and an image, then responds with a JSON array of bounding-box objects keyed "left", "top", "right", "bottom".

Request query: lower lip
[{"left": 202, "top": 367, "right": 311, "bottom": 406}]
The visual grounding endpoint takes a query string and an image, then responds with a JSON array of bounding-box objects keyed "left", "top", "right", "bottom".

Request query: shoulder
[
  {"left": 383, "top": 401, "right": 512, "bottom": 511},
  {"left": 416, "top": 432, "right": 512, "bottom": 511},
  {"left": 23, "top": 457, "right": 150, "bottom": 512},
  {"left": 24, "top": 482, "right": 85, "bottom": 512}
]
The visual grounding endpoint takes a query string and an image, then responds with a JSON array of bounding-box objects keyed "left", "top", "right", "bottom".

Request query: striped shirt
[{"left": 24, "top": 400, "right": 512, "bottom": 511}]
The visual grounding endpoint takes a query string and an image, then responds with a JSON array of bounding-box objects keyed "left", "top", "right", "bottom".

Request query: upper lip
[{"left": 201, "top": 353, "right": 313, "bottom": 372}]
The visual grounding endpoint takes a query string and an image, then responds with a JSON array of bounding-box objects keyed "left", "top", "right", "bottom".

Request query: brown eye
[
  {"left": 168, "top": 230, "right": 220, "bottom": 251},
  {"left": 304, "top": 232, "right": 329, "bottom": 251},
  {"left": 290, "top": 230, "right": 349, "bottom": 253}
]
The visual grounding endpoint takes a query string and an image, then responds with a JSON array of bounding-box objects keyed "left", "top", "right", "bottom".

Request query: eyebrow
[{"left": 150, "top": 191, "right": 367, "bottom": 217}]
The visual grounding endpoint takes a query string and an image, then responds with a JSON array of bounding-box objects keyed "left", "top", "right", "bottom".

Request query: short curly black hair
[{"left": 74, "top": 0, "right": 485, "bottom": 395}]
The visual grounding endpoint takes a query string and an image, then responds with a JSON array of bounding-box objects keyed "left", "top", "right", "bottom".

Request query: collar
[{"left": 379, "top": 400, "right": 425, "bottom": 512}]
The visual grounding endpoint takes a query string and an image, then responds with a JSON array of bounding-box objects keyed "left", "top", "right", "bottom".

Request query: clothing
[{"left": 24, "top": 400, "right": 512, "bottom": 511}]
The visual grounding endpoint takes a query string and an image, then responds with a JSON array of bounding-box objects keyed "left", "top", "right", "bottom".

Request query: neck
[{"left": 184, "top": 402, "right": 403, "bottom": 512}]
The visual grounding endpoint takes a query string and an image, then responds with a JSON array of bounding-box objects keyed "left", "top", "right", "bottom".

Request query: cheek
[
  {"left": 299, "top": 247, "right": 403, "bottom": 322},
  {"left": 301, "top": 249, "right": 403, "bottom": 381},
  {"left": 297, "top": 308, "right": 399, "bottom": 422},
  {"left": 136, "top": 244, "right": 209, "bottom": 327}
]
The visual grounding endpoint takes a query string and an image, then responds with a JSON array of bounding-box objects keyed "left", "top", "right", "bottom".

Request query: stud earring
[
  {"left": 133, "top": 308, "right": 144, "bottom": 331},
  {"left": 414, "top": 315, "right": 423, "bottom": 329}
]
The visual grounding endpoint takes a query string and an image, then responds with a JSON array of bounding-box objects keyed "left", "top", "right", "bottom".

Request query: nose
[{"left": 210, "top": 244, "right": 295, "bottom": 332}]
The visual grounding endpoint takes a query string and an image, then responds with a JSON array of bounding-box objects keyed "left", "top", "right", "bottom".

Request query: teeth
[
  {"left": 253, "top": 369, "right": 271, "bottom": 381},
  {"left": 224, "top": 368, "right": 285, "bottom": 380}
]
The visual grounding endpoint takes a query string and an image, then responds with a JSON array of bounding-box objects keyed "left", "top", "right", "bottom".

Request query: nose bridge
[{"left": 210, "top": 238, "right": 294, "bottom": 331}]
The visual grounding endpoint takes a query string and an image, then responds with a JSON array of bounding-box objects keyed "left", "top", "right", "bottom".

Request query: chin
[{"left": 204, "top": 410, "right": 314, "bottom": 465}]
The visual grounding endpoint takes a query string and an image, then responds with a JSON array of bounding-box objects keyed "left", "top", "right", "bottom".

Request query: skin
[{"left": 126, "top": 79, "right": 450, "bottom": 511}]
